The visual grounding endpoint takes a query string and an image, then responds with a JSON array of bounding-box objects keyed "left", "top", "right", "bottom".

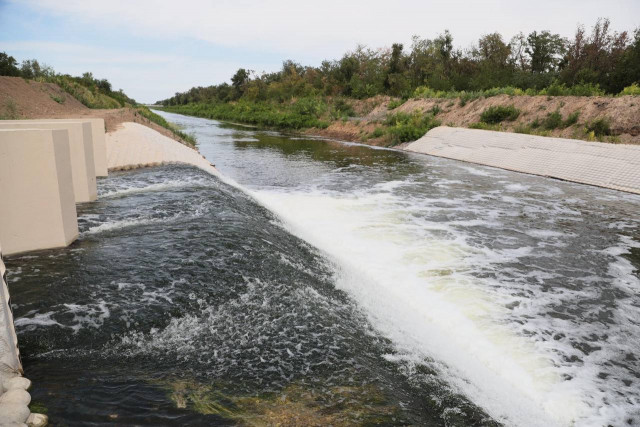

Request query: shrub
[
  {"left": 385, "top": 111, "right": 440, "bottom": 145},
  {"left": 333, "top": 98, "right": 355, "bottom": 117},
  {"left": 620, "top": 83, "right": 640, "bottom": 95},
  {"left": 430, "top": 105, "right": 442, "bottom": 115},
  {"left": 369, "top": 127, "right": 385, "bottom": 138},
  {"left": 540, "top": 82, "right": 605, "bottom": 97},
  {"left": 586, "top": 117, "right": 611, "bottom": 137},
  {"left": 531, "top": 118, "right": 541, "bottom": 128},
  {"left": 480, "top": 105, "right": 520, "bottom": 124},
  {"left": 542, "top": 110, "right": 563, "bottom": 130},
  {"left": 387, "top": 99, "right": 404, "bottom": 110},
  {"left": 563, "top": 111, "right": 580, "bottom": 127},
  {"left": 50, "top": 94, "right": 65, "bottom": 104}
]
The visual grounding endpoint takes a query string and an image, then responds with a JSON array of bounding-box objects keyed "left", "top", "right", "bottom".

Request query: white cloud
[
  {"left": 7, "top": 0, "right": 639, "bottom": 101},
  {"left": 16, "top": 0, "right": 640, "bottom": 57}
]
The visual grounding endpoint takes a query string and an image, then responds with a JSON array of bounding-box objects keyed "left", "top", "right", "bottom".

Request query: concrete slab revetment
[
  {"left": 404, "top": 127, "right": 640, "bottom": 194},
  {"left": 106, "top": 122, "right": 218, "bottom": 175},
  {"left": 0, "top": 129, "right": 79, "bottom": 256},
  {"left": 0, "top": 121, "right": 97, "bottom": 202},
  {"left": 1, "top": 119, "right": 108, "bottom": 177}
]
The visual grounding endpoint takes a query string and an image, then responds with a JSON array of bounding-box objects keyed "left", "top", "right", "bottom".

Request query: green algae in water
[{"left": 165, "top": 380, "right": 406, "bottom": 426}]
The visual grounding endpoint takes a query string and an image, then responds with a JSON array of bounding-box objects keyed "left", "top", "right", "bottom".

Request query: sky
[{"left": 1, "top": 0, "right": 638, "bottom": 103}]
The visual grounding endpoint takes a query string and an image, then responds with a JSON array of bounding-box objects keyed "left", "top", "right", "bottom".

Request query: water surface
[{"left": 6, "top": 111, "right": 640, "bottom": 426}]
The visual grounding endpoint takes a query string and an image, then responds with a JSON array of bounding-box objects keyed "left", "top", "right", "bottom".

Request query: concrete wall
[
  {"left": 404, "top": 127, "right": 640, "bottom": 194},
  {"left": 0, "top": 129, "right": 79, "bottom": 256},
  {"left": 0, "top": 122, "right": 97, "bottom": 202},
  {"left": 1, "top": 119, "right": 107, "bottom": 177}
]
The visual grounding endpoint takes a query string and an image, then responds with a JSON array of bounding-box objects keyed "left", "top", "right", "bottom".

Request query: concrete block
[
  {"left": 2, "top": 119, "right": 107, "bottom": 177},
  {"left": 0, "top": 122, "right": 96, "bottom": 202},
  {"left": 0, "top": 129, "right": 79, "bottom": 255}
]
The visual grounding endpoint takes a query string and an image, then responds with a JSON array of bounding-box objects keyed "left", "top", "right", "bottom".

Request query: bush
[
  {"left": 586, "top": 117, "right": 611, "bottom": 137},
  {"left": 540, "top": 82, "right": 605, "bottom": 97},
  {"left": 387, "top": 99, "right": 404, "bottom": 110},
  {"left": 333, "top": 98, "right": 355, "bottom": 116},
  {"left": 542, "top": 110, "right": 563, "bottom": 130},
  {"left": 385, "top": 111, "right": 440, "bottom": 145},
  {"left": 480, "top": 105, "right": 520, "bottom": 124},
  {"left": 563, "top": 111, "right": 580, "bottom": 127},
  {"left": 370, "top": 127, "right": 385, "bottom": 138},
  {"left": 620, "top": 83, "right": 640, "bottom": 95}
]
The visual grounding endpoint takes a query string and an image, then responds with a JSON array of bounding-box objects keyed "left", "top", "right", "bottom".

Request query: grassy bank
[
  {"left": 159, "top": 97, "right": 444, "bottom": 146},
  {"left": 136, "top": 106, "right": 197, "bottom": 147}
]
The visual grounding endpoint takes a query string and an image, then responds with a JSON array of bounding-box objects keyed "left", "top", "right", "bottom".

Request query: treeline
[
  {"left": 160, "top": 18, "right": 640, "bottom": 106},
  {"left": 0, "top": 52, "right": 137, "bottom": 108}
]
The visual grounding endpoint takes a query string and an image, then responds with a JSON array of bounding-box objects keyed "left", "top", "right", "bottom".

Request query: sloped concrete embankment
[
  {"left": 106, "top": 122, "right": 217, "bottom": 175},
  {"left": 404, "top": 127, "right": 640, "bottom": 194}
]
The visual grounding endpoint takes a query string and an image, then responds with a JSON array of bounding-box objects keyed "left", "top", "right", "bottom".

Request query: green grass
[
  {"left": 48, "top": 75, "right": 122, "bottom": 109},
  {"left": 480, "top": 105, "right": 520, "bottom": 124},
  {"left": 413, "top": 83, "right": 610, "bottom": 101},
  {"left": 137, "top": 106, "right": 197, "bottom": 147},
  {"left": 0, "top": 99, "right": 18, "bottom": 119},
  {"left": 469, "top": 122, "right": 501, "bottom": 131},
  {"left": 161, "top": 99, "right": 331, "bottom": 131},
  {"left": 49, "top": 94, "right": 65, "bottom": 104}
]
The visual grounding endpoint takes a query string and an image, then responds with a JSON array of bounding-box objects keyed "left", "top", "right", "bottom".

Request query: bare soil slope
[
  {"left": 310, "top": 94, "right": 640, "bottom": 145},
  {"left": 0, "top": 77, "right": 187, "bottom": 143}
]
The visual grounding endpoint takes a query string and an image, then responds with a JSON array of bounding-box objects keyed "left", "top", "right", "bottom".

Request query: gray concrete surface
[{"left": 404, "top": 127, "right": 640, "bottom": 194}]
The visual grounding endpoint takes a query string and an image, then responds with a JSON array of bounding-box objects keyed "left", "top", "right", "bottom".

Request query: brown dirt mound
[
  {"left": 0, "top": 76, "right": 191, "bottom": 145},
  {"left": 0, "top": 76, "right": 88, "bottom": 117}
]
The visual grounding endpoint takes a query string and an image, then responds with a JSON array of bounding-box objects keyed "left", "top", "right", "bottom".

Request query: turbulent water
[{"left": 5, "top": 111, "right": 640, "bottom": 426}]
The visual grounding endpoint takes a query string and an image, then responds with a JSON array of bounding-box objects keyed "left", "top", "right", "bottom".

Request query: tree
[
  {"left": 231, "top": 68, "right": 250, "bottom": 98},
  {"left": 0, "top": 52, "right": 20, "bottom": 76},
  {"left": 384, "top": 43, "right": 409, "bottom": 95},
  {"left": 526, "top": 31, "right": 566, "bottom": 73}
]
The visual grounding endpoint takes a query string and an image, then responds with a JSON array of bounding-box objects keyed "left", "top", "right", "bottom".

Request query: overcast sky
[{"left": 1, "top": 0, "right": 638, "bottom": 102}]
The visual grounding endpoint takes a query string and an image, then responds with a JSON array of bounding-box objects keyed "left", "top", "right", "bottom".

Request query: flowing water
[{"left": 5, "top": 111, "right": 640, "bottom": 426}]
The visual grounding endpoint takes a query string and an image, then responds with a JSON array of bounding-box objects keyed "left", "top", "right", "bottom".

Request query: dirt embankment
[
  {"left": 0, "top": 76, "right": 188, "bottom": 144},
  {"left": 308, "top": 94, "right": 640, "bottom": 146}
]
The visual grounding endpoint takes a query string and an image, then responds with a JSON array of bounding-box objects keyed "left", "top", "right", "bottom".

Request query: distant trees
[
  {"left": 0, "top": 52, "right": 20, "bottom": 76},
  {"left": 158, "top": 18, "right": 640, "bottom": 106}
]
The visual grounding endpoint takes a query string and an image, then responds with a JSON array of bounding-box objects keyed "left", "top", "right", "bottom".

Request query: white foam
[
  {"left": 83, "top": 217, "right": 164, "bottom": 235},
  {"left": 248, "top": 187, "right": 583, "bottom": 426}
]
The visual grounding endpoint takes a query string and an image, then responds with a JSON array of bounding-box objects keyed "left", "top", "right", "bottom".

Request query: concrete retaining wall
[
  {"left": 2, "top": 119, "right": 108, "bottom": 177},
  {"left": 404, "top": 127, "right": 640, "bottom": 194},
  {"left": 0, "top": 129, "right": 79, "bottom": 256},
  {"left": 0, "top": 121, "right": 97, "bottom": 202}
]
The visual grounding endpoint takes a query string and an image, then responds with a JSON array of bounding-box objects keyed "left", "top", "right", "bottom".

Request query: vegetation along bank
[{"left": 157, "top": 19, "right": 640, "bottom": 146}]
